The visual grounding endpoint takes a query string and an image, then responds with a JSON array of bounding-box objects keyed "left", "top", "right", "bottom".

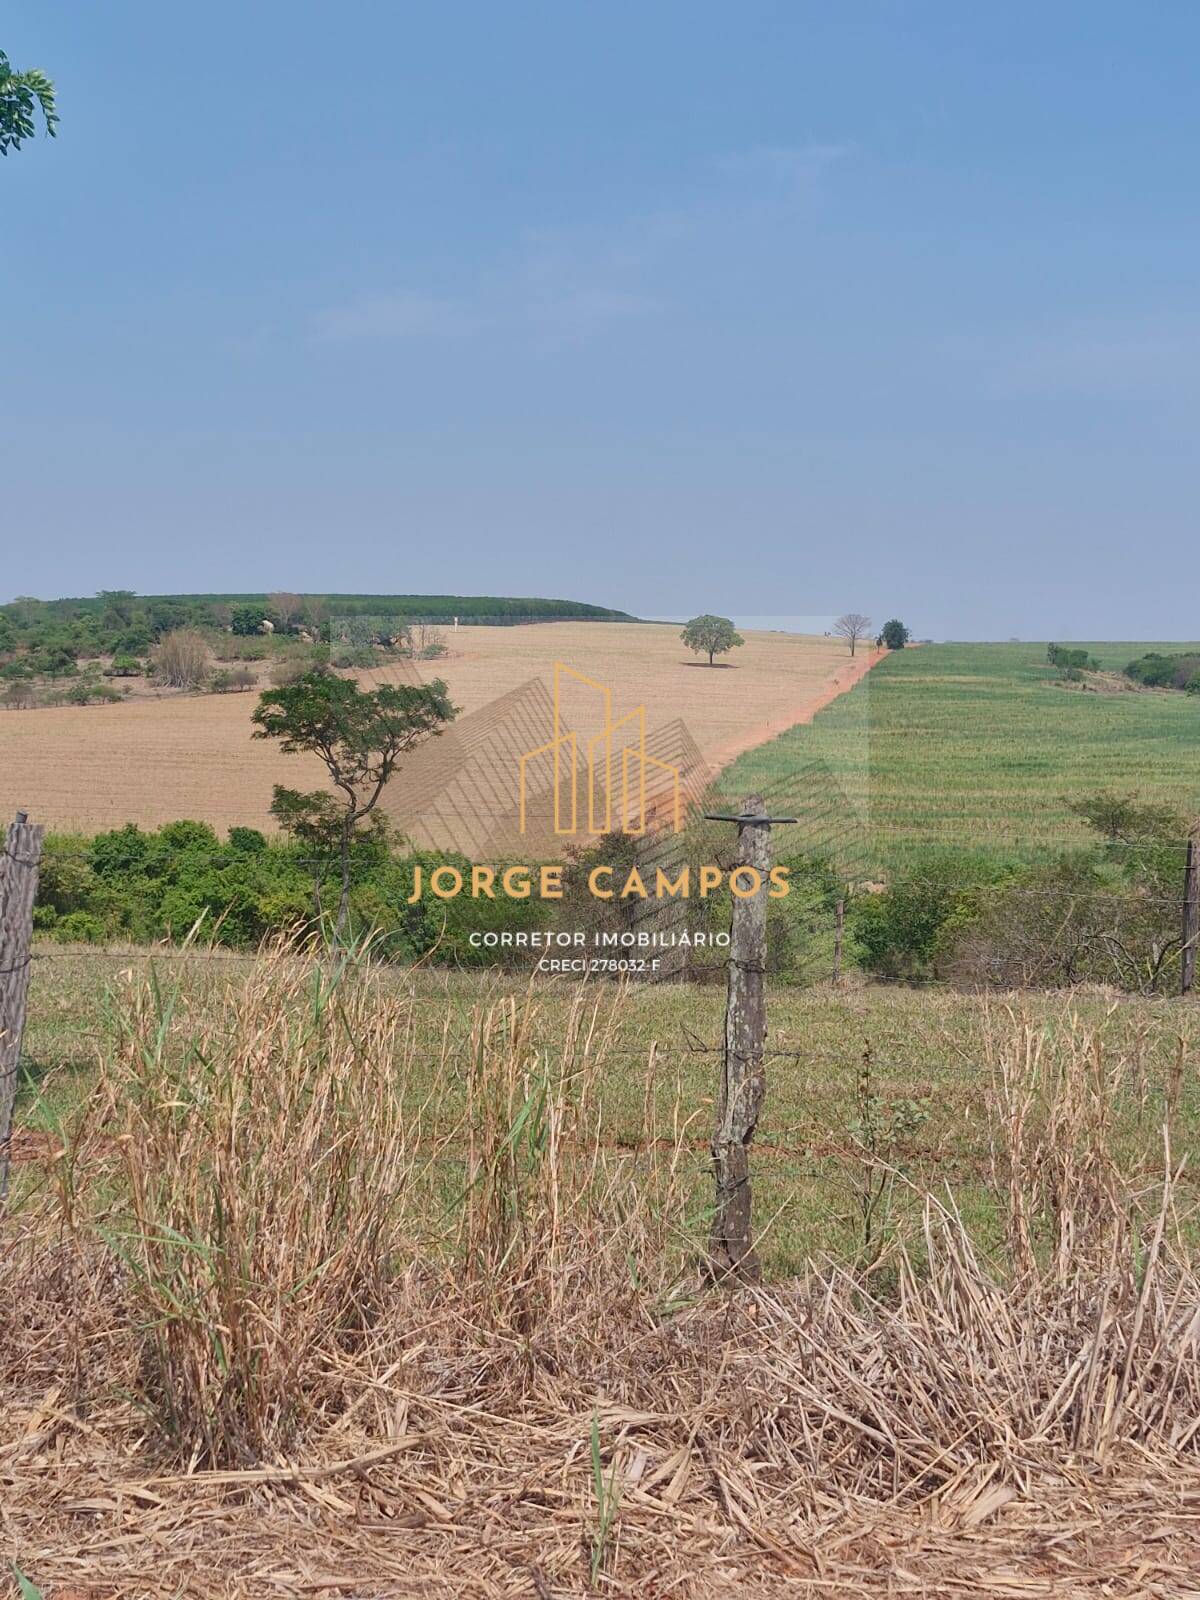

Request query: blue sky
[{"left": 4, "top": 2, "right": 1198, "bottom": 638}]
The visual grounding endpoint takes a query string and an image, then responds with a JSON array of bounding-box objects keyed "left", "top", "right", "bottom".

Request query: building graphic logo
[{"left": 519, "top": 663, "right": 685, "bottom": 836}]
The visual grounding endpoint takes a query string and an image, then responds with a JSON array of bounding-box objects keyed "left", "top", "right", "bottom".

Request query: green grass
[
  {"left": 18, "top": 948, "right": 1199, "bottom": 1279},
  {"left": 720, "top": 641, "right": 1200, "bottom": 873}
]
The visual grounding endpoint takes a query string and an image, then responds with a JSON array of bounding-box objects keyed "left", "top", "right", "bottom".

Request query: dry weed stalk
[
  {"left": 4, "top": 969, "right": 1200, "bottom": 1594},
  {"left": 75, "top": 941, "right": 445, "bottom": 1463}
]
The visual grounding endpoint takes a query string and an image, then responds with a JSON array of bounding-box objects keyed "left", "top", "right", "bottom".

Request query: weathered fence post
[
  {"left": 704, "top": 794, "right": 795, "bottom": 1282},
  {"left": 1183, "top": 833, "right": 1199, "bottom": 998},
  {"left": 0, "top": 811, "right": 44, "bottom": 1200},
  {"left": 833, "top": 897, "right": 845, "bottom": 986}
]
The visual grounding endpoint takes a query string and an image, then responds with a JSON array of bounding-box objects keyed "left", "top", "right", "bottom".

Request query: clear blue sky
[{"left": 4, "top": 3, "right": 1197, "bottom": 638}]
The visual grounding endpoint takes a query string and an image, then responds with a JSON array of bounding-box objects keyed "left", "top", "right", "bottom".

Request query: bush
[
  {"left": 62, "top": 679, "right": 122, "bottom": 706},
  {"left": 330, "top": 646, "right": 379, "bottom": 669},
  {"left": 106, "top": 655, "right": 143, "bottom": 677},
  {"left": 3, "top": 680, "right": 35, "bottom": 709},
  {"left": 53, "top": 909, "right": 109, "bottom": 944},
  {"left": 37, "top": 822, "right": 545, "bottom": 960},
  {"left": 940, "top": 853, "right": 1179, "bottom": 993},
  {"left": 231, "top": 605, "right": 267, "bottom": 635},
  {"left": 852, "top": 854, "right": 1015, "bottom": 979},
  {"left": 1125, "top": 652, "right": 1200, "bottom": 691},
  {"left": 214, "top": 636, "right": 270, "bottom": 663},
  {"left": 152, "top": 629, "right": 211, "bottom": 689},
  {"left": 268, "top": 658, "right": 308, "bottom": 688},
  {"left": 210, "top": 666, "right": 256, "bottom": 693}
]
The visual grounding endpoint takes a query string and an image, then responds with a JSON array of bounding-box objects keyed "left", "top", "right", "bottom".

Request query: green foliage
[
  {"left": 10, "top": 1565, "right": 44, "bottom": 1600},
  {"left": 941, "top": 850, "right": 1183, "bottom": 993},
  {"left": 680, "top": 613, "right": 745, "bottom": 665},
  {"left": 231, "top": 604, "right": 267, "bottom": 635},
  {"left": 845, "top": 1045, "right": 932, "bottom": 1263},
  {"left": 0, "top": 49, "right": 57, "bottom": 154},
  {"left": 253, "top": 672, "right": 456, "bottom": 791},
  {"left": 1065, "top": 789, "right": 1184, "bottom": 845},
  {"left": 268, "top": 786, "right": 346, "bottom": 850},
  {"left": 33, "top": 822, "right": 548, "bottom": 962},
  {"left": 58, "top": 678, "right": 122, "bottom": 706},
  {"left": 851, "top": 853, "right": 1013, "bottom": 978},
  {"left": 1047, "top": 644, "right": 1100, "bottom": 673},
  {"left": 880, "top": 619, "right": 909, "bottom": 650},
  {"left": 254, "top": 671, "right": 457, "bottom": 932},
  {"left": 853, "top": 792, "right": 1193, "bottom": 993},
  {"left": 210, "top": 666, "right": 256, "bottom": 693},
  {"left": 1125, "top": 651, "right": 1200, "bottom": 691}
]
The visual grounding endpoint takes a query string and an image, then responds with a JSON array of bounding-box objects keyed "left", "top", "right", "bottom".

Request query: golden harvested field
[{"left": 0, "top": 622, "right": 856, "bottom": 835}]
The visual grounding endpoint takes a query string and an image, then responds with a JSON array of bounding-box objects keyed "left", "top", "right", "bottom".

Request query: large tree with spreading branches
[
  {"left": 681, "top": 614, "right": 745, "bottom": 667},
  {"left": 253, "top": 671, "right": 456, "bottom": 934}
]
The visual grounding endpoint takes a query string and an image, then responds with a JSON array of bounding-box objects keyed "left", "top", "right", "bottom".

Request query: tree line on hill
[
  {"left": 0, "top": 590, "right": 631, "bottom": 664},
  {"left": 0, "top": 591, "right": 634, "bottom": 706}
]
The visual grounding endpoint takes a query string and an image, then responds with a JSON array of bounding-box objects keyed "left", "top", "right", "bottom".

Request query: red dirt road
[{"left": 707, "top": 646, "right": 886, "bottom": 769}]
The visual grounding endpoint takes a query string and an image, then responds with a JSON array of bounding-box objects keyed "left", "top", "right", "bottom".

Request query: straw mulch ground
[{"left": 7, "top": 1232, "right": 1200, "bottom": 1599}]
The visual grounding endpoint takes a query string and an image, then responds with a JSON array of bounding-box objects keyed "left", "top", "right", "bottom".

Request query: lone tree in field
[
  {"left": 0, "top": 49, "right": 57, "bottom": 154},
  {"left": 880, "top": 618, "right": 909, "bottom": 650},
  {"left": 253, "top": 671, "right": 456, "bottom": 935},
  {"left": 681, "top": 614, "right": 744, "bottom": 667},
  {"left": 834, "top": 613, "right": 872, "bottom": 657}
]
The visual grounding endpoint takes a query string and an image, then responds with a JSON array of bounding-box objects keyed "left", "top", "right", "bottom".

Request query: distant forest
[{"left": 0, "top": 591, "right": 634, "bottom": 660}]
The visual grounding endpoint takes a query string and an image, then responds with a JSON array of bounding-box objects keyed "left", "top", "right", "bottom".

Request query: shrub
[
  {"left": 852, "top": 854, "right": 1014, "bottom": 978},
  {"left": 3, "top": 680, "right": 35, "bottom": 709},
  {"left": 1125, "top": 651, "right": 1200, "bottom": 691},
  {"left": 231, "top": 604, "right": 267, "bottom": 635},
  {"left": 268, "top": 658, "right": 308, "bottom": 688},
  {"left": 152, "top": 628, "right": 211, "bottom": 689},
  {"left": 53, "top": 909, "right": 109, "bottom": 944},
  {"left": 940, "top": 853, "right": 1179, "bottom": 993},
  {"left": 62, "top": 679, "right": 122, "bottom": 706},
  {"left": 330, "top": 646, "right": 379, "bottom": 669},
  {"left": 213, "top": 636, "right": 270, "bottom": 663},
  {"left": 210, "top": 666, "right": 256, "bottom": 693}
]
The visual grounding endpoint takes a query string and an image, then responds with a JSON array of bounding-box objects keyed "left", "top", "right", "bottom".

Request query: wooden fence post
[
  {"left": 1183, "top": 834, "right": 1199, "bottom": 998},
  {"left": 833, "top": 898, "right": 845, "bottom": 986},
  {"left": 708, "top": 794, "right": 772, "bottom": 1282},
  {"left": 0, "top": 811, "right": 44, "bottom": 1200}
]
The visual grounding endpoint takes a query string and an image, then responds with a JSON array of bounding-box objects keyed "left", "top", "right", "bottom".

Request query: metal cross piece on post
[{"left": 701, "top": 794, "right": 796, "bottom": 1282}]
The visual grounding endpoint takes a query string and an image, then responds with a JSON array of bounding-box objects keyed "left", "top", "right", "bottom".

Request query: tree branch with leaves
[
  {"left": 0, "top": 50, "right": 57, "bottom": 154},
  {"left": 252, "top": 671, "right": 456, "bottom": 935}
]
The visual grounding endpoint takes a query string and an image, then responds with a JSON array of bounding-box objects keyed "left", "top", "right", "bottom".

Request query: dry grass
[
  {"left": 4, "top": 950, "right": 1200, "bottom": 1595},
  {"left": 0, "top": 623, "right": 849, "bottom": 834}
]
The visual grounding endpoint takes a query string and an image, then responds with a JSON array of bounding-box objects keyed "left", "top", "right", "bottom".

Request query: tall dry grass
[
  {"left": 39, "top": 945, "right": 692, "bottom": 1465},
  {"left": 4, "top": 958, "right": 1200, "bottom": 1593}
]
